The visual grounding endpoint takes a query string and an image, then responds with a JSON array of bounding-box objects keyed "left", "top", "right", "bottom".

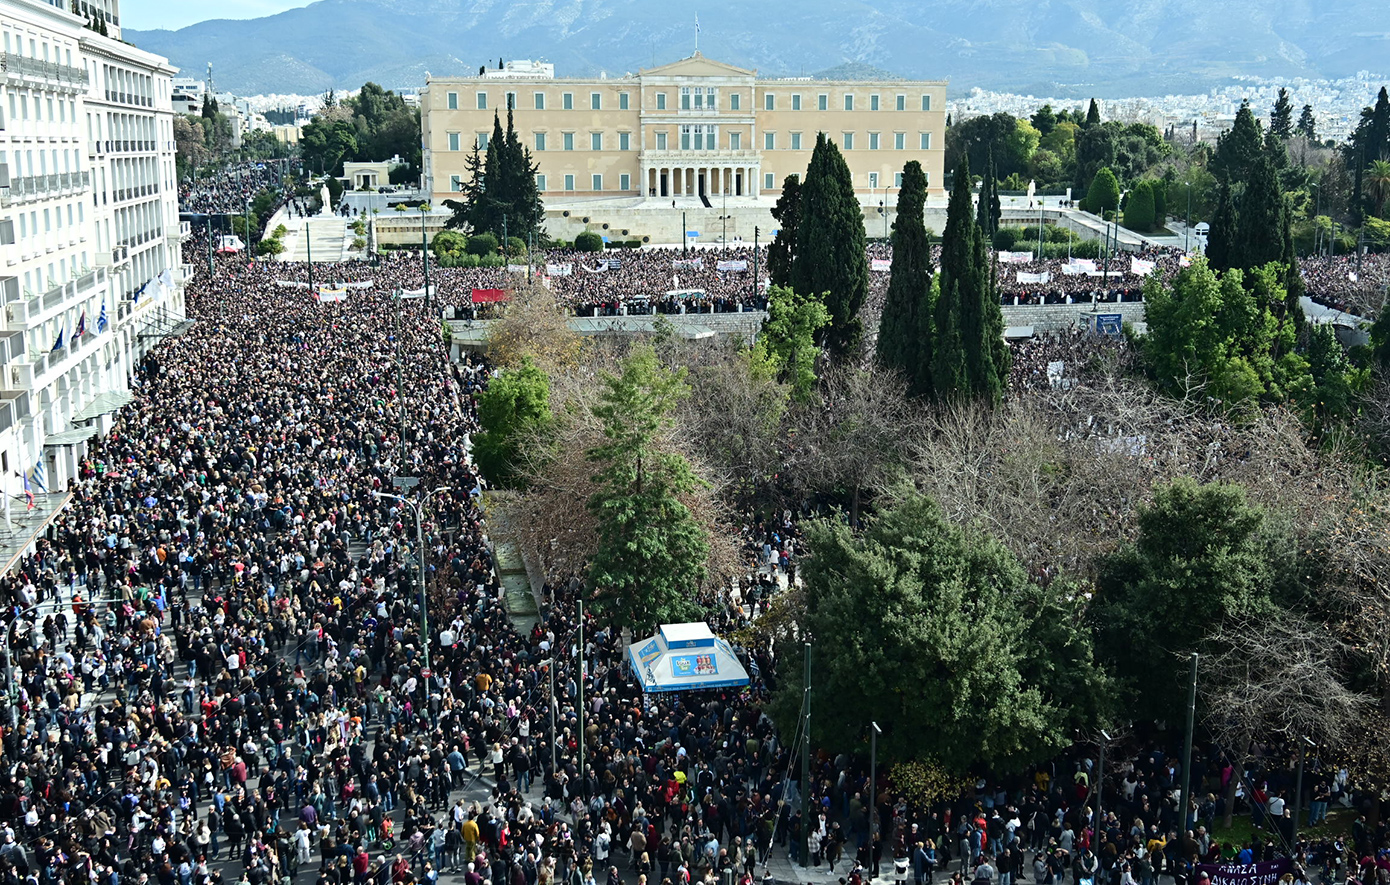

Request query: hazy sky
[{"left": 120, "top": 0, "right": 314, "bottom": 31}]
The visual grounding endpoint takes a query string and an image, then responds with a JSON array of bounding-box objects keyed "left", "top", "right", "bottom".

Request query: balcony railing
[
  {"left": 0, "top": 171, "right": 90, "bottom": 206},
  {"left": 103, "top": 91, "right": 153, "bottom": 108},
  {"left": 97, "top": 139, "right": 157, "bottom": 154},
  {"left": 0, "top": 52, "right": 88, "bottom": 90},
  {"left": 113, "top": 182, "right": 159, "bottom": 203}
]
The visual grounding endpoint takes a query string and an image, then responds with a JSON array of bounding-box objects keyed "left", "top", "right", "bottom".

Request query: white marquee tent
[{"left": 626, "top": 622, "right": 750, "bottom": 693}]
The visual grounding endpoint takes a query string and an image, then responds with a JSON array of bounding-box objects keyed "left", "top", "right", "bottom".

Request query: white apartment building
[{"left": 0, "top": 0, "right": 185, "bottom": 519}]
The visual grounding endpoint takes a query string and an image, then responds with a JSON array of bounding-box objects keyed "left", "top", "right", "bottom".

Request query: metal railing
[
  {"left": 0, "top": 52, "right": 88, "bottom": 89},
  {"left": 0, "top": 171, "right": 90, "bottom": 206}
]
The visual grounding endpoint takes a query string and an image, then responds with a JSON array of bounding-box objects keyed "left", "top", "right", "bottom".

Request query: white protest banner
[
  {"left": 870, "top": 259, "right": 892, "bottom": 272},
  {"left": 546, "top": 263, "right": 574, "bottom": 276},
  {"left": 716, "top": 260, "right": 749, "bottom": 272},
  {"left": 1129, "top": 257, "right": 1156, "bottom": 276}
]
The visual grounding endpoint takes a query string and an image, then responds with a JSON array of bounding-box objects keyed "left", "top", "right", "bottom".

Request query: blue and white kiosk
[{"left": 627, "top": 622, "right": 750, "bottom": 693}]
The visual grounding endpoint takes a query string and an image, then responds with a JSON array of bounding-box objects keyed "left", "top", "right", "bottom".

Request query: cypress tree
[
  {"left": 1212, "top": 101, "right": 1265, "bottom": 184},
  {"left": 1206, "top": 182, "right": 1238, "bottom": 273},
  {"left": 1280, "top": 200, "right": 1306, "bottom": 328},
  {"left": 1085, "top": 99, "right": 1101, "bottom": 128},
  {"left": 1234, "top": 156, "right": 1284, "bottom": 270},
  {"left": 1123, "top": 180, "right": 1155, "bottom": 232},
  {"left": 876, "top": 160, "right": 934, "bottom": 396},
  {"left": 976, "top": 150, "right": 1001, "bottom": 239},
  {"left": 768, "top": 174, "right": 801, "bottom": 288},
  {"left": 1296, "top": 105, "right": 1317, "bottom": 141},
  {"left": 1269, "top": 88, "right": 1294, "bottom": 141},
  {"left": 934, "top": 156, "right": 1009, "bottom": 404},
  {"left": 791, "top": 133, "right": 869, "bottom": 358}
]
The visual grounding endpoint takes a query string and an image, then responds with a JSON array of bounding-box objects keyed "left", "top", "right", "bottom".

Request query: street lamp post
[
  {"left": 1096, "top": 730, "right": 1111, "bottom": 843},
  {"left": 1292, "top": 736, "right": 1315, "bottom": 847},
  {"left": 1185, "top": 181, "right": 1192, "bottom": 253},
  {"left": 419, "top": 203, "right": 432, "bottom": 307},
  {"left": 682, "top": 210, "right": 688, "bottom": 254},
  {"left": 869, "top": 721, "right": 881, "bottom": 876},
  {"left": 244, "top": 197, "right": 253, "bottom": 255},
  {"left": 372, "top": 486, "right": 453, "bottom": 676}
]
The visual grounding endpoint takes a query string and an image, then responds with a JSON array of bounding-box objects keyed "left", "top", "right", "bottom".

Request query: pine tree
[
  {"left": 1212, "top": 101, "right": 1265, "bottom": 184},
  {"left": 1085, "top": 99, "right": 1101, "bottom": 128},
  {"left": 767, "top": 175, "right": 801, "bottom": 288},
  {"left": 1270, "top": 88, "right": 1294, "bottom": 141},
  {"left": 791, "top": 133, "right": 869, "bottom": 359},
  {"left": 876, "top": 161, "right": 934, "bottom": 396},
  {"left": 1207, "top": 182, "right": 1238, "bottom": 273},
  {"left": 1296, "top": 105, "right": 1318, "bottom": 141},
  {"left": 934, "top": 156, "right": 1008, "bottom": 404}
]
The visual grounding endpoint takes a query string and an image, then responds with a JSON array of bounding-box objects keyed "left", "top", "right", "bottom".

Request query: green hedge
[{"left": 575, "top": 231, "right": 604, "bottom": 252}]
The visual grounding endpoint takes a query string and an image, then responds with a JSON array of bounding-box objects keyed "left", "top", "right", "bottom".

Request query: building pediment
[{"left": 640, "top": 52, "right": 755, "bottom": 80}]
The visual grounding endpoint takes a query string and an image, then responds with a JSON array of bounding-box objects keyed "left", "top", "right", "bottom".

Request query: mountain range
[{"left": 125, "top": 0, "right": 1390, "bottom": 99}]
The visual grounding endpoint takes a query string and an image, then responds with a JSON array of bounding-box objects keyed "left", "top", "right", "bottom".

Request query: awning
[
  {"left": 626, "top": 622, "right": 750, "bottom": 693},
  {"left": 44, "top": 427, "right": 99, "bottom": 446},
  {"left": 71, "top": 390, "right": 133, "bottom": 422}
]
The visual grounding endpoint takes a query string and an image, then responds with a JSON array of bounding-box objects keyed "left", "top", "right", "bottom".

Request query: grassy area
[{"left": 1210, "top": 808, "right": 1352, "bottom": 852}]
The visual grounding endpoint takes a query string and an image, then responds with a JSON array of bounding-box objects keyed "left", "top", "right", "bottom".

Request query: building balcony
[
  {"left": 0, "top": 53, "right": 89, "bottom": 92},
  {"left": 0, "top": 389, "right": 30, "bottom": 432},
  {"left": 112, "top": 182, "right": 159, "bottom": 203},
  {"left": 0, "top": 171, "right": 91, "bottom": 207},
  {"left": 639, "top": 148, "right": 762, "bottom": 165}
]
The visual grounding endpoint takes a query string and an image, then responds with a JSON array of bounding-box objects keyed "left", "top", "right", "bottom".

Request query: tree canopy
[
  {"left": 790, "top": 133, "right": 869, "bottom": 359},
  {"left": 586, "top": 346, "right": 709, "bottom": 633},
  {"left": 786, "top": 490, "right": 1106, "bottom": 774},
  {"left": 876, "top": 160, "right": 935, "bottom": 396}
]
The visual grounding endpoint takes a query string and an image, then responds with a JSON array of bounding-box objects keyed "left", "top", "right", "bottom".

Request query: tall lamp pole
[
  {"left": 869, "top": 721, "right": 881, "bottom": 866},
  {"left": 419, "top": 202, "right": 432, "bottom": 307},
  {"left": 1185, "top": 181, "right": 1192, "bottom": 253},
  {"left": 1177, "top": 653, "right": 1199, "bottom": 842},
  {"left": 1292, "top": 736, "right": 1315, "bottom": 848},
  {"left": 372, "top": 486, "right": 453, "bottom": 676},
  {"left": 1096, "top": 730, "right": 1111, "bottom": 844}
]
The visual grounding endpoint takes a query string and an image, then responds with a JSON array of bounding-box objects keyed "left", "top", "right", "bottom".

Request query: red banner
[{"left": 470, "top": 288, "right": 510, "bottom": 303}]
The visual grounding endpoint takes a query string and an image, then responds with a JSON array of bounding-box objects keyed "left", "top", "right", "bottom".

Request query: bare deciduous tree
[{"left": 1199, "top": 613, "right": 1370, "bottom": 826}]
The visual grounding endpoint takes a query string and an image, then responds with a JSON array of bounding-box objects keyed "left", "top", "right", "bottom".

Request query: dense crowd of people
[
  {"left": 0, "top": 175, "right": 1380, "bottom": 885},
  {"left": 179, "top": 163, "right": 289, "bottom": 217}
]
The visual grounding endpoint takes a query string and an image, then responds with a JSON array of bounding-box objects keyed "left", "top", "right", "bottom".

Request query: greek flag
[
  {"left": 97, "top": 300, "right": 108, "bottom": 332},
  {"left": 31, "top": 458, "right": 46, "bottom": 494}
]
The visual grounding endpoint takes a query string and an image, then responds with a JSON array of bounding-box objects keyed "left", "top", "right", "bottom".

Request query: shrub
[
  {"left": 993, "top": 227, "right": 1024, "bottom": 251},
  {"left": 432, "top": 230, "right": 468, "bottom": 257},
  {"left": 273, "top": 224, "right": 288, "bottom": 238},
  {"left": 506, "top": 237, "right": 527, "bottom": 256},
  {"left": 257, "top": 238, "right": 285, "bottom": 257},
  {"left": 575, "top": 231, "right": 604, "bottom": 252},
  {"left": 467, "top": 232, "right": 499, "bottom": 255},
  {"left": 1009, "top": 240, "right": 1104, "bottom": 260},
  {"left": 1085, "top": 167, "right": 1121, "bottom": 215},
  {"left": 1123, "top": 180, "right": 1156, "bottom": 232},
  {"left": 351, "top": 237, "right": 367, "bottom": 250}
]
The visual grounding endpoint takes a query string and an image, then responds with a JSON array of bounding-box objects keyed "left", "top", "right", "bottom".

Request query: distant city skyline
[{"left": 121, "top": 0, "right": 313, "bottom": 31}]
